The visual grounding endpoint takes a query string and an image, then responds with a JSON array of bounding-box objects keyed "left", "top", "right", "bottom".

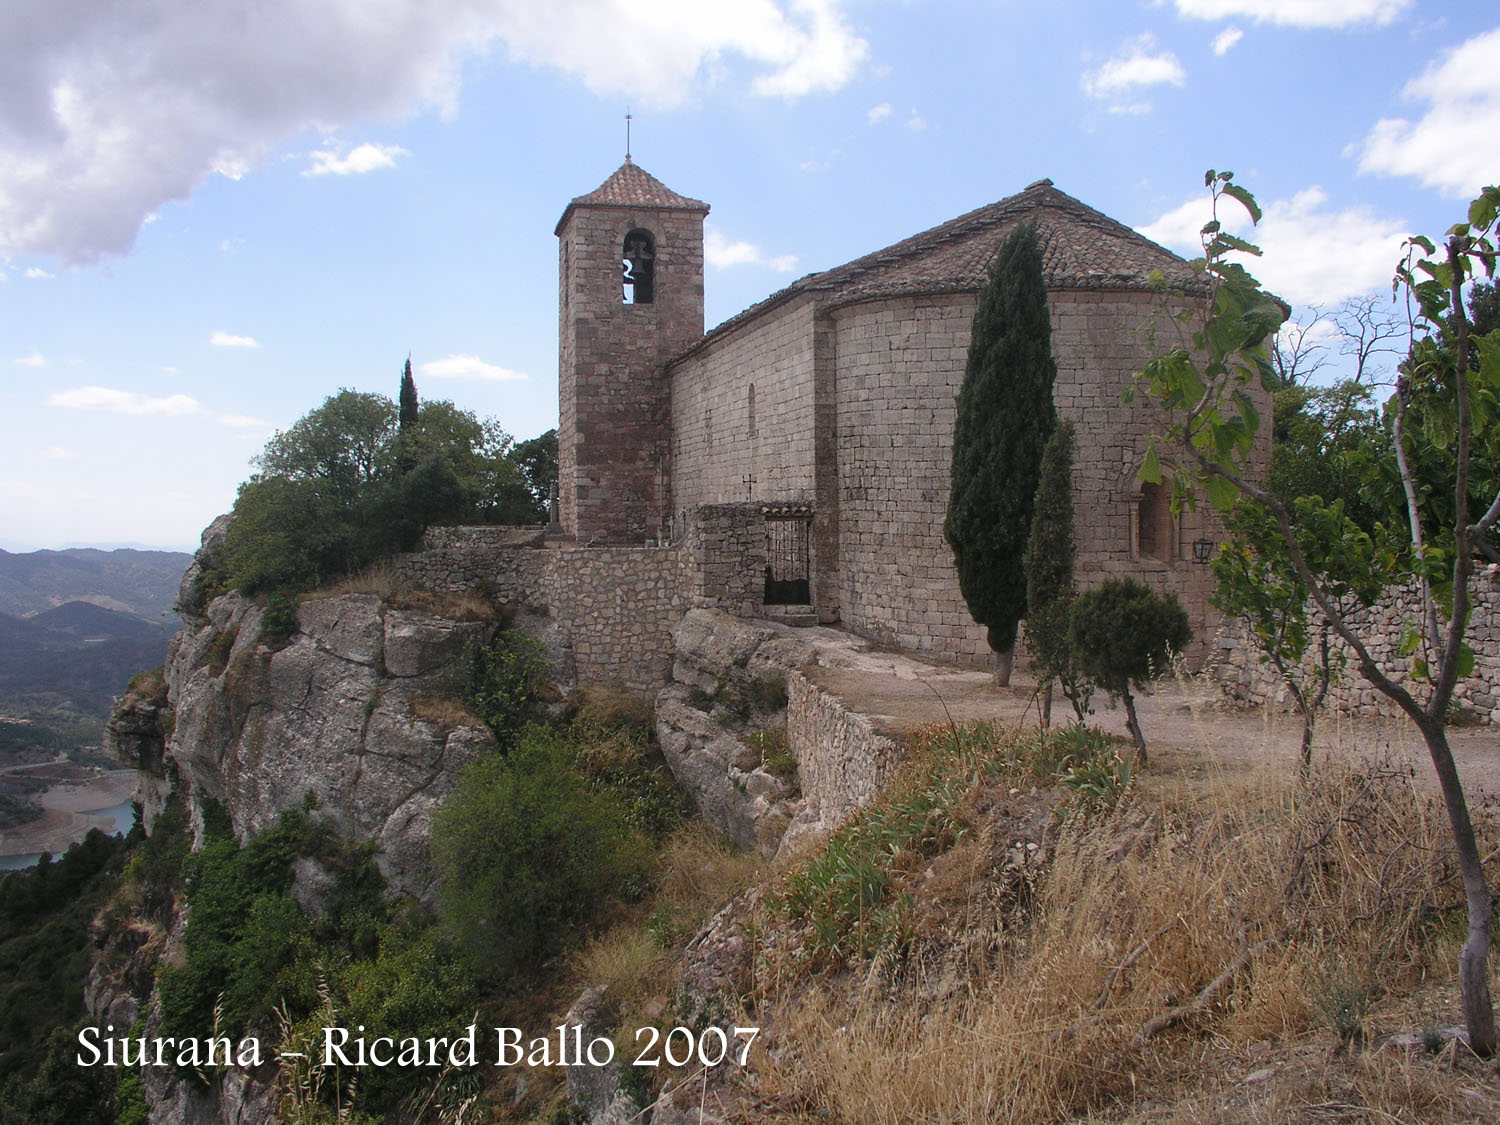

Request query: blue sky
[{"left": 2, "top": 0, "right": 1496, "bottom": 552}]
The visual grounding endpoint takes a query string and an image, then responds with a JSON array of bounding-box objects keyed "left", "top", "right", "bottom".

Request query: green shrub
[
  {"left": 1067, "top": 579, "right": 1190, "bottom": 755},
  {"left": 745, "top": 672, "right": 788, "bottom": 713},
  {"left": 432, "top": 726, "right": 652, "bottom": 978},
  {"left": 205, "top": 622, "right": 240, "bottom": 675},
  {"left": 465, "top": 628, "right": 549, "bottom": 752},
  {"left": 260, "top": 592, "right": 300, "bottom": 645}
]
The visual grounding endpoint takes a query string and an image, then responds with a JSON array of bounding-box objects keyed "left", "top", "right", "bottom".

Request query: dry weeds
[
  {"left": 744, "top": 731, "right": 1500, "bottom": 1125},
  {"left": 407, "top": 695, "right": 487, "bottom": 731}
]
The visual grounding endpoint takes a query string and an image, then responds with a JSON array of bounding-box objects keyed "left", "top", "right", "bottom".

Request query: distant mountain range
[
  {"left": 0, "top": 547, "right": 191, "bottom": 623},
  {"left": 0, "top": 601, "right": 178, "bottom": 719},
  {"left": 0, "top": 548, "right": 191, "bottom": 742}
]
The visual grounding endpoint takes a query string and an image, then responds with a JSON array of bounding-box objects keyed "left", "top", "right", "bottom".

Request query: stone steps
[{"left": 762, "top": 604, "right": 817, "bottom": 628}]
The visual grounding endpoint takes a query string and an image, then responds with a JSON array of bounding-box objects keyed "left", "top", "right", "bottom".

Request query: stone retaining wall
[
  {"left": 785, "top": 669, "right": 903, "bottom": 835},
  {"left": 390, "top": 540, "right": 690, "bottom": 692},
  {"left": 1214, "top": 578, "right": 1500, "bottom": 724}
]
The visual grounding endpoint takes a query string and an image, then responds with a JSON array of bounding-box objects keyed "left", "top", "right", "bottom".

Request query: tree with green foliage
[
  {"left": 1131, "top": 170, "right": 1500, "bottom": 1056},
  {"left": 1022, "top": 421, "right": 1089, "bottom": 725},
  {"left": 0, "top": 828, "right": 130, "bottom": 1120},
  {"left": 1066, "top": 579, "right": 1189, "bottom": 758},
  {"left": 1210, "top": 498, "right": 1378, "bottom": 773},
  {"left": 945, "top": 221, "right": 1058, "bottom": 684},
  {"left": 220, "top": 390, "right": 530, "bottom": 595},
  {"left": 492, "top": 428, "right": 559, "bottom": 525}
]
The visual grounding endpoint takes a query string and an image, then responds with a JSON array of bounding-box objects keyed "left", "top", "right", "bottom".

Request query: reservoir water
[{"left": 0, "top": 797, "right": 138, "bottom": 872}]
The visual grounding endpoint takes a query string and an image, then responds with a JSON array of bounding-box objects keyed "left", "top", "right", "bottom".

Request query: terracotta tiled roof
[
  {"left": 555, "top": 160, "right": 709, "bottom": 233},
  {"left": 672, "top": 178, "right": 1199, "bottom": 363}
]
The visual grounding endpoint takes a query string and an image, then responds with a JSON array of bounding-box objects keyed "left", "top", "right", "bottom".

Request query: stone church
[{"left": 551, "top": 159, "right": 1235, "bottom": 668}]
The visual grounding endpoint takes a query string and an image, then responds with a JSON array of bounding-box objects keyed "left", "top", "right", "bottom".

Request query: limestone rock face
[
  {"left": 655, "top": 610, "right": 823, "bottom": 856},
  {"left": 103, "top": 684, "right": 173, "bottom": 828},
  {"left": 655, "top": 685, "right": 795, "bottom": 854},
  {"left": 160, "top": 590, "right": 496, "bottom": 904}
]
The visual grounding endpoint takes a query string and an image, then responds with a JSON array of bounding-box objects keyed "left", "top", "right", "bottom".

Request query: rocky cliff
[{"left": 157, "top": 588, "right": 498, "bottom": 903}]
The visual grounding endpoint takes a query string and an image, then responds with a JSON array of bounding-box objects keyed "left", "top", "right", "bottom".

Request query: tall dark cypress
[
  {"left": 398, "top": 357, "right": 419, "bottom": 432},
  {"left": 943, "top": 221, "right": 1057, "bottom": 684}
]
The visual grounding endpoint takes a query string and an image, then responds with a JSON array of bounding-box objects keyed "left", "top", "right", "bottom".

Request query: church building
[{"left": 553, "top": 160, "right": 1246, "bottom": 666}]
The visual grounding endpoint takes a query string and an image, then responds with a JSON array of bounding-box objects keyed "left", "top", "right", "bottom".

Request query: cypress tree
[
  {"left": 1023, "top": 420, "right": 1084, "bottom": 723},
  {"left": 398, "top": 357, "right": 419, "bottom": 431},
  {"left": 944, "top": 220, "right": 1057, "bottom": 684}
]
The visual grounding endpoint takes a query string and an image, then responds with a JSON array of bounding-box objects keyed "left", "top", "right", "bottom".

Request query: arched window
[
  {"left": 1136, "top": 481, "right": 1175, "bottom": 561},
  {"left": 622, "top": 229, "right": 655, "bottom": 304}
]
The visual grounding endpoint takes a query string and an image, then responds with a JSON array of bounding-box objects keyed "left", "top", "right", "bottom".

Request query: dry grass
[
  {"left": 745, "top": 733, "right": 1500, "bottom": 1125},
  {"left": 570, "top": 822, "right": 766, "bottom": 1011},
  {"left": 311, "top": 564, "right": 499, "bottom": 622},
  {"left": 319, "top": 562, "right": 400, "bottom": 599},
  {"left": 386, "top": 587, "right": 498, "bottom": 622},
  {"left": 407, "top": 694, "right": 487, "bottom": 731}
]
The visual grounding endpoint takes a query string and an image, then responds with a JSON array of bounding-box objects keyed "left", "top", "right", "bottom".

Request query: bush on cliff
[{"left": 432, "top": 725, "right": 653, "bottom": 978}]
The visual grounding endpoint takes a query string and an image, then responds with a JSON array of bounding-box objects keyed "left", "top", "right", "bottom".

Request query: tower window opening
[{"left": 622, "top": 229, "right": 655, "bottom": 304}]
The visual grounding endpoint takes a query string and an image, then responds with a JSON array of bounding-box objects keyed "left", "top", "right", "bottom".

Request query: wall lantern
[{"left": 1192, "top": 537, "right": 1215, "bottom": 565}]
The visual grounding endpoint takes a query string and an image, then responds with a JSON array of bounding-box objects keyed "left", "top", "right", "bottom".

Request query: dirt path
[{"left": 799, "top": 636, "right": 1500, "bottom": 804}]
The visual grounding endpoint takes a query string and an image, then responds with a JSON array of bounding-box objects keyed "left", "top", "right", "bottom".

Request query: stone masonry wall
[
  {"left": 1215, "top": 578, "right": 1500, "bottom": 725},
  {"left": 830, "top": 288, "right": 1244, "bottom": 666},
  {"left": 682, "top": 503, "right": 766, "bottom": 616},
  {"left": 390, "top": 540, "right": 689, "bottom": 692},
  {"left": 532, "top": 547, "right": 689, "bottom": 691},
  {"left": 785, "top": 669, "right": 904, "bottom": 835},
  {"left": 668, "top": 294, "right": 819, "bottom": 519}
]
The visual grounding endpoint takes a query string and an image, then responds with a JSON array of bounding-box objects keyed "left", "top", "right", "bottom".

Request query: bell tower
[{"left": 555, "top": 160, "right": 708, "bottom": 543}]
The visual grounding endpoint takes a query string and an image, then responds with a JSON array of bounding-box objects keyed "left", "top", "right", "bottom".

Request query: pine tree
[
  {"left": 944, "top": 220, "right": 1057, "bottom": 684},
  {"left": 398, "top": 357, "right": 419, "bottom": 431}
]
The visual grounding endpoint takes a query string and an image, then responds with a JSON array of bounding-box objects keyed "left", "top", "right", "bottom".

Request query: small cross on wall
[{"left": 742, "top": 472, "right": 756, "bottom": 497}]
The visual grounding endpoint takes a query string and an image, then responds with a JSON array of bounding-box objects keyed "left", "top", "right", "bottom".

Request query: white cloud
[
  {"left": 14, "top": 349, "right": 46, "bottom": 367},
  {"left": 303, "top": 141, "right": 408, "bottom": 177},
  {"left": 1212, "top": 26, "right": 1244, "bottom": 55},
  {"left": 42, "top": 445, "right": 79, "bottom": 460},
  {"left": 49, "top": 386, "right": 202, "bottom": 417},
  {"left": 1138, "top": 185, "right": 1409, "bottom": 307},
  {"left": 705, "top": 228, "right": 798, "bottom": 272},
  {"left": 867, "top": 102, "right": 892, "bottom": 125},
  {"left": 210, "top": 331, "right": 260, "bottom": 348},
  {"left": 46, "top": 383, "right": 260, "bottom": 427},
  {"left": 906, "top": 110, "right": 926, "bottom": 131},
  {"left": 1356, "top": 27, "right": 1500, "bottom": 198},
  {"left": 418, "top": 354, "right": 528, "bottom": 382},
  {"left": 1082, "top": 34, "right": 1186, "bottom": 115},
  {"left": 23, "top": 266, "right": 54, "bottom": 279},
  {"left": 0, "top": 1, "right": 868, "bottom": 263},
  {"left": 1172, "top": 0, "right": 1410, "bottom": 28}
]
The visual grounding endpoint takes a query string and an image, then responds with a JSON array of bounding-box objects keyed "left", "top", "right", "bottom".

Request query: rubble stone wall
[{"left": 1214, "top": 579, "right": 1500, "bottom": 724}]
